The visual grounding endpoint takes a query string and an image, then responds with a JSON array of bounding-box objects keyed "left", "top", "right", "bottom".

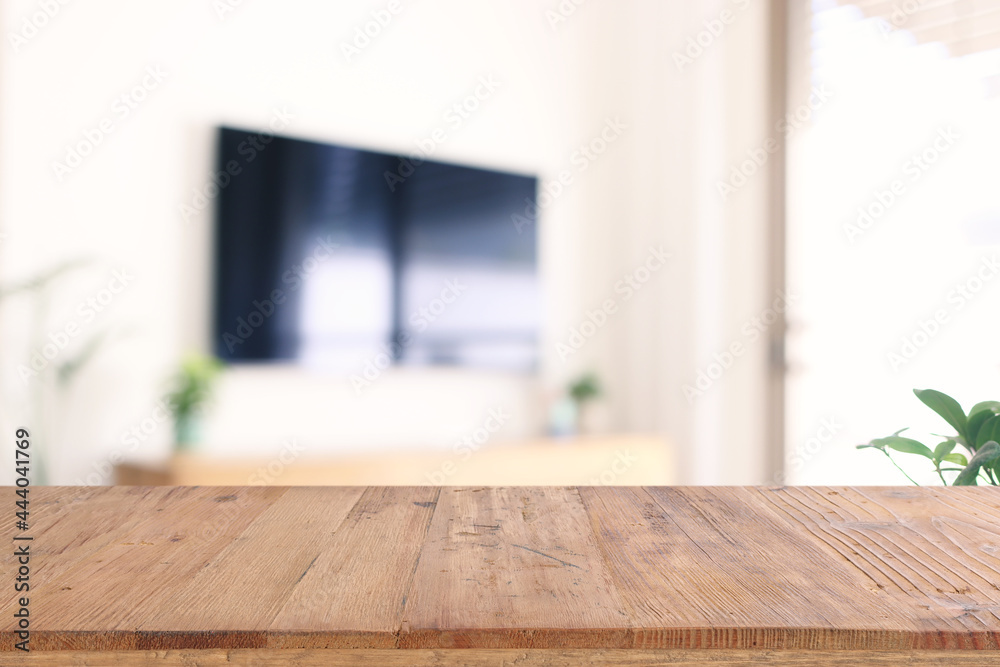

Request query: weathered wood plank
[
  {"left": 0, "top": 486, "right": 177, "bottom": 611},
  {"left": 267, "top": 486, "right": 440, "bottom": 648},
  {"left": 643, "top": 486, "right": 927, "bottom": 646},
  {"left": 135, "top": 487, "right": 366, "bottom": 633},
  {"left": 747, "top": 486, "right": 1000, "bottom": 649},
  {"left": 578, "top": 486, "right": 1000, "bottom": 650},
  {"left": 1, "top": 486, "right": 999, "bottom": 656},
  {"left": 399, "top": 487, "right": 631, "bottom": 648},
  {"left": 584, "top": 486, "right": 891, "bottom": 649},
  {"left": 1, "top": 487, "right": 287, "bottom": 651},
  {"left": 5, "top": 648, "right": 1000, "bottom": 666}
]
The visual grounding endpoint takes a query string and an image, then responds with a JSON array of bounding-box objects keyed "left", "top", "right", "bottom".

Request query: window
[{"left": 785, "top": 0, "right": 1000, "bottom": 484}]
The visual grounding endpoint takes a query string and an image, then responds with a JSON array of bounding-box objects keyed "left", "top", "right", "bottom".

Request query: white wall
[
  {"left": 566, "top": 0, "right": 779, "bottom": 485},
  {"left": 0, "top": 0, "right": 778, "bottom": 484}
]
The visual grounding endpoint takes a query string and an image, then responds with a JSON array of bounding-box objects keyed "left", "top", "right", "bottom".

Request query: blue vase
[{"left": 174, "top": 415, "right": 201, "bottom": 451}]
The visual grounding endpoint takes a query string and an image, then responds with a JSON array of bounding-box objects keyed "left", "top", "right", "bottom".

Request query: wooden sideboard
[
  {"left": 2, "top": 486, "right": 1000, "bottom": 665},
  {"left": 114, "top": 434, "right": 673, "bottom": 486}
]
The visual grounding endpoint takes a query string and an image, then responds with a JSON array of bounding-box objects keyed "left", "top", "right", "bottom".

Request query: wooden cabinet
[{"left": 114, "top": 434, "right": 674, "bottom": 486}]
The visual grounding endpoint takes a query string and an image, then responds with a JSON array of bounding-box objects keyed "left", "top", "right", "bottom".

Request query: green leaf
[
  {"left": 969, "top": 401, "right": 1000, "bottom": 418},
  {"left": 967, "top": 410, "right": 993, "bottom": 448},
  {"left": 870, "top": 436, "right": 934, "bottom": 460},
  {"left": 976, "top": 415, "right": 1000, "bottom": 451},
  {"left": 914, "top": 389, "right": 968, "bottom": 442},
  {"left": 932, "top": 440, "right": 956, "bottom": 463},
  {"left": 953, "top": 441, "right": 1000, "bottom": 486},
  {"left": 941, "top": 453, "right": 968, "bottom": 466}
]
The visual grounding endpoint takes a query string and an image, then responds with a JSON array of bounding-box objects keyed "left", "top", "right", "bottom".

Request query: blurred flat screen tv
[{"left": 212, "top": 127, "right": 539, "bottom": 372}]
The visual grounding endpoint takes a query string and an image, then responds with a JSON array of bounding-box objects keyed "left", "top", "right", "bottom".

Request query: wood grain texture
[
  {"left": 137, "top": 486, "right": 366, "bottom": 634},
  {"left": 399, "top": 486, "right": 630, "bottom": 648},
  {"left": 2, "top": 487, "right": 289, "bottom": 651},
  {"left": 579, "top": 486, "right": 916, "bottom": 650},
  {"left": 267, "top": 486, "right": 440, "bottom": 648},
  {"left": 746, "top": 486, "right": 1000, "bottom": 649},
  {"left": 3, "top": 649, "right": 1000, "bottom": 666},
  {"left": 1, "top": 486, "right": 999, "bottom": 658}
]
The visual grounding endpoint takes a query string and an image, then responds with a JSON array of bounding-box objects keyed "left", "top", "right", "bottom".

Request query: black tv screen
[{"left": 212, "top": 127, "right": 540, "bottom": 372}]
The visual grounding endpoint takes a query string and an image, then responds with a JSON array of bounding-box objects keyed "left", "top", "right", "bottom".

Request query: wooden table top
[{"left": 3, "top": 486, "right": 1000, "bottom": 662}]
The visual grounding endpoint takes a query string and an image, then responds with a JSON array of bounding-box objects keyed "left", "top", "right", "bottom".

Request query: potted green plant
[
  {"left": 569, "top": 373, "right": 602, "bottom": 434},
  {"left": 165, "top": 353, "right": 224, "bottom": 451},
  {"left": 858, "top": 388, "right": 1000, "bottom": 485}
]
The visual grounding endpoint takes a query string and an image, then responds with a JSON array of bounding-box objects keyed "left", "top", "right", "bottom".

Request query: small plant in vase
[
  {"left": 569, "top": 373, "right": 602, "bottom": 434},
  {"left": 547, "top": 373, "right": 603, "bottom": 437},
  {"left": 165, "top": 353, "right": 224, "bottom": 452},
  {"left": 858, "top": 388, "right": 1000, "bottom": 485}
]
